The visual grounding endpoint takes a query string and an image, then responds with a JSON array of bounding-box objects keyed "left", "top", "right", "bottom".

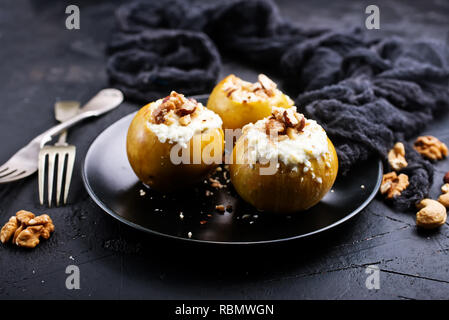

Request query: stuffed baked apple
[
  {"left": 207, "top": 74, "right": 294, "bottom": 129},
  {"left": 230, "top": 107, "right": 338, "bottom": 213},
  {"left": 127, "top": 91, "right": 224, "bottom": 192}
]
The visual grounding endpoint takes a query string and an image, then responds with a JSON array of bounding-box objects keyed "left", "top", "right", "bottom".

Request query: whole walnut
[
  {"left": 0, "top": 210, "right": 55, "bottom": 248},
  {"left": 414, "top": 136, "right": 448, "bottom": 160}
]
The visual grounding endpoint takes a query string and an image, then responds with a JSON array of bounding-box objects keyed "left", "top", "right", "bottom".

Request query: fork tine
[
  {"left": 0, "top": 168, "right": 17, "bottom": 179},
  {"left": 0, "top": 171, "right": 16, "bottom": 183},
  {"left": 0, "top": 170, "right": 29, "bottom": 183},
  {"left": 0, "top": 165, "right": 9, "bottom": 174},
  {"left": 56, "top": 153, "right": 66, "bottom": 207},
  {"left": 63, "top": 149, "right": 76, "bottom": 205},
  {"left": 2, "top": 171, "right": 27, "bottom": 182},
  {"left": 38, "top": 151, "right": 46, "bottom": 205},
  {"left": 47, "top": 152, "right": 56, "bottom": 207}
]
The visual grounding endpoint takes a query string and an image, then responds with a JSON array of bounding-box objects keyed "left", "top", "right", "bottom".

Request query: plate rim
[{"left": 81, "top": 112, "right": 383, "bottom": 246}]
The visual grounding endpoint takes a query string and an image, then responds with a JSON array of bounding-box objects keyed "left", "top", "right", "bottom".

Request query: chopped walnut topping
[
  {"left": 388, "top": 142, "right": 408, "bottom": 171},
  {"left": 223, "top": 74, "right": 280, "bottom": 100},
  {"left": 266, "top": 107, "right": 305, "bottom": 137},
  {"left": 258, "top": 74, "right": 276, "bottom": 97},
  {"left": 266, "top": 118, "right": 286, "bottom": 136},
  {"left": 226, "top": 87, "right": 237, "bottom": 97},
  {"left": 179, "top": 114, "right": 191, "bottom": 126},
  {"left": 294, "top": 113, "right": 305, "bottom": 129},
  {"left": 271, "top": 107, "right": 284, "bottom": 121},
  {"left": 286, "top": 127, "right": 296, "bottom": 140},
  {"left": 163, "top": 110, "right": 177, "bottom": 125},
  {"left": 380, "top": 172, "right": 409, "bottom": 199},
  {"left": 152, "top": 101, "right": 175, "bottom": 124},
  {"left": 152, "top": 91, "right": 197, "bottom": 124},
  {"left": 283, "top": 108, "right": 299, "bottom": 127},
  {"left": 414, "top": 136, "right": 448, "bottom": 160},
  {"left": 176, "top": 103, "right": 196, "bottom": 117},
  {"left": 0, "top": 210, "right": 55, "bottom": 248}
]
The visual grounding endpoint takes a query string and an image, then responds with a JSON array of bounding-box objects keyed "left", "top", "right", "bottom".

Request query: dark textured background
[{"left": 1, "top": 0, "right": 449, "bottom": 299}]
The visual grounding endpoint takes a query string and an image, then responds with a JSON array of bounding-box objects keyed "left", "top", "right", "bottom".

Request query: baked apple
[
  {"left": 207, "top": 74, "right": 294, "bottom": 129},
  {"left": 230, "top": 107, "right": 338, "bottom": 213},
  {"left": 127, "top": 91, "right": 224, "bottom": 192}
]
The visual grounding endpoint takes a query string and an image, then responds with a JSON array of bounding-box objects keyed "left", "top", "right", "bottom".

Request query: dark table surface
[{"left": 1, "top": 0, "right": 449, "bottom": 300}]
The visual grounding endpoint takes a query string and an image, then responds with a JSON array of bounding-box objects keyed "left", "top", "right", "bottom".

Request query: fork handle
[
  {"left": 56, "top": 130, "right": 68, "bottom": 146},
  {"left": 35, "top": 112, "right": 94, "bottom": 147},
  {"left": 34, "top": 88, "right": 123, "bottom": 147}
]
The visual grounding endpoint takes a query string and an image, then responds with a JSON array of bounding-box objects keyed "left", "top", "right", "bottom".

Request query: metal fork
[
  {"left": 0, "top": 144, "right": 40, "bottom": 182},
  {"left": 0, "top": 89, "right": 124, "bottom": 185},
  {"left": 38, "top": 101, "right": 80, "bottom": 207}
]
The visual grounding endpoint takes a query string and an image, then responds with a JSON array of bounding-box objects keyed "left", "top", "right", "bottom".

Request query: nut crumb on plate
[
  {"left": 209, "top": 177, "right": 224, "bottom": 189},
  {"left": 215, "top": 204, "right": 225, "bottom": 213}
]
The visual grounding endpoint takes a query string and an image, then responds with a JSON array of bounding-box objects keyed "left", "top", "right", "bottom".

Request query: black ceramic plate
[{"left": 82, "top": 96, "right": 382, "bottom": 245}]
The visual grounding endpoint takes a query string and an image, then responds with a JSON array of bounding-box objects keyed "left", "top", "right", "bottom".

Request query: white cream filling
[
  {"left": 147, "top": 99, "right": 222, "bottom": 148},
  {"left": 243, "top": 117, "right": 329, "bottom": 168}
]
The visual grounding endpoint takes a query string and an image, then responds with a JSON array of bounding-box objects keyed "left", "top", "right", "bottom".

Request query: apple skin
[
  {"left": 206, "top": 75, "right": 294, "bottom": 130},
  {"left": 126, "top": 103, "right": 224, "bottom": 192},
  {"left": 230, "top": 137, "right": 338, "bottom": 213}
]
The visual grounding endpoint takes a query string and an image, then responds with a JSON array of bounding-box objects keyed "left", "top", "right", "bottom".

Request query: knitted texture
[{"left": 107, "top": 0, "right": 449, "bottom": 210}]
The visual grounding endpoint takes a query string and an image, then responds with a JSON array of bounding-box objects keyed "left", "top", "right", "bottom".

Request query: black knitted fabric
[
  {"left": 107, "top": 30, "right": 221, "bottom": 101},
  {"left": 107, "top": 0, "right": 449, "bottom": 210}
]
